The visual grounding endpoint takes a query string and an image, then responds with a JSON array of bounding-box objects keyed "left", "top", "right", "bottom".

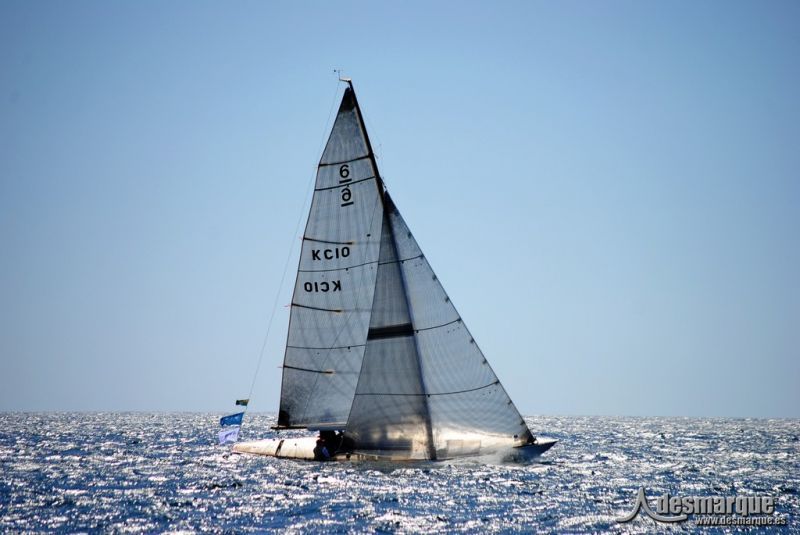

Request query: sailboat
[{"left": 233, "top": 81, "right": 556, "bottom": 461}]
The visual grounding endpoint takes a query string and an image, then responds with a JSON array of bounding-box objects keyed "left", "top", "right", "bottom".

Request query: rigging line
[
  {"left": 355, "top": 380, "right": 500, "bottom": 397},
  {"left": 242, "top": 78, "right": 344, "bottom": 429},
  {"left": 295, "top": 253, "right": 422, "bottom": 274}
]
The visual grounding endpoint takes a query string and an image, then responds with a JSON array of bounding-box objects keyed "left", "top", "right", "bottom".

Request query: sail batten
[
  {"left": 302, "top": 237, "right": 356, "bottom": 245},
  {"left": 318, "top": 154, "right": 372, "bottom": 167},
  {"left": 282, "top": 365, "right": 337, "bottom": 375}
]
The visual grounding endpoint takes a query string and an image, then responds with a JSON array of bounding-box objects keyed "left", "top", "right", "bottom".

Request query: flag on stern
[
  {"left": 218, "top": 426, "right": 240, "bottom": 445},
  {"left": 235, "top": 399, "right": 249, "bottom": 407},
  {"left": 220, "top": 412, "right": 244, "bottom": 427}
]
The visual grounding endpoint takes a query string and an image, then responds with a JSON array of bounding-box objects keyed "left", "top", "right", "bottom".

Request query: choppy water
[{"left": 1, "top": 413, "right": 798, "bottom": 533}]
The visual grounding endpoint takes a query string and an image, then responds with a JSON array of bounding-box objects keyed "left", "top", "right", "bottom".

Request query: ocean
[{"left": 1, "top": 413, "right": 798, "bottom": 533}]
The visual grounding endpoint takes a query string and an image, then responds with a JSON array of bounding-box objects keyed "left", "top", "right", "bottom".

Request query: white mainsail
[{"left": 278, "top": 88, "right": 383, "bottom": 429}]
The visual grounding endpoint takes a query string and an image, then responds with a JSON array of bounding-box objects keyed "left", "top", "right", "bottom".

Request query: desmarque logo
[
  {"left": 616, "top": 487, "right": 688, "bottom": 523},
  {"left": 616, "top": 487, "right": 788, "bottom": 527}
]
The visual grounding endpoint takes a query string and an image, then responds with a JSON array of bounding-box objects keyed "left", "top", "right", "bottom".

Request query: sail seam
[
  {"left": 297, "top": 253, "right": 423, "bottom": 274},
  {"left": 414, "top": 317, "right": 461, "bottom": 333},
  {"left": 314, "top": 175, "right": 375, "bottom": 192},
  {"left": 318, "top": 154, "right": 371, "bottom": 167},
  {"left": 378, "top": 253, "right": 424, "bottom": 265},
  {"left": 287, "top": 343, "right": 366, "bottom": 350},
  {"left": 355, "top": 380, "right": 500, "bottom": 397},
  {"left": 299, "top": 260, "right": 378, "bottom": 273}
]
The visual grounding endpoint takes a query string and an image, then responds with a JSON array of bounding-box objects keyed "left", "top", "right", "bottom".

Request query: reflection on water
[{"left": 0, "top": 413, "right": 798, "bottom": 532}]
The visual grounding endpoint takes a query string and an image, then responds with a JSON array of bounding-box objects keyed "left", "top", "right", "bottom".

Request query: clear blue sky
[{"left": 1, "top": 1, "right": 798, "bottom": 417}]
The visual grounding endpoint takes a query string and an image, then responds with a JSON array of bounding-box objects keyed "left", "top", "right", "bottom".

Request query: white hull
[
  {"left": 231, "top": 437, "right": 402, "bottom": 461},
  {"left": 233, "top": 436, "right": 318, "bottom": 460},
  {"left": 232, "top": 436, "right": 556, "bottom": 462}
]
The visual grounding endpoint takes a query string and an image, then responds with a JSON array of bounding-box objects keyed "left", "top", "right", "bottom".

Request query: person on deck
[{"left": 313, "top": 436, "right": 330, "bottom": 461}]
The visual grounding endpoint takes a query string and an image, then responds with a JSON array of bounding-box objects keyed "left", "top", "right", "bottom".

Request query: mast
[
  {"left": 344, "top": 80, "right": 386, "bottom": 199},
  {"left": 347, "top": 82, "right": 437, "bottom": 460}
]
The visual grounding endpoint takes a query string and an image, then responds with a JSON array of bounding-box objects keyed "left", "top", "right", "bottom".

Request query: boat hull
[
  {"left": 231, "top": 436, "right": 557, "bottom": 462},
  {"left": 500, "top": 439, "right": 557, "bottom": 462},
  {"left": 233, "top": 436, "right": 318, "bottom": 460}
]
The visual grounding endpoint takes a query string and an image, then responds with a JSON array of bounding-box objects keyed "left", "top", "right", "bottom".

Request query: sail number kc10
[
  {"left": 304, "top": 244, "right": 348, "bottom": 293},
  {"left": 339, "top": 164, "right": 353, "bottom": 207},
  {"left": 311, "top": 247, "right": 350, "bottom": 261},
  {"left": 304, "top": 280, "right": 341, "bottom": 293}
]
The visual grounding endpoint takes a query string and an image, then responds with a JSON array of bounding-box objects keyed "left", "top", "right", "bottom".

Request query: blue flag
[
  {"left": 220, "top": 412, "right": 244, "bottom": 427},
  {"left": 218, "top": 426, "right": 240, "bottom": 445}
]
